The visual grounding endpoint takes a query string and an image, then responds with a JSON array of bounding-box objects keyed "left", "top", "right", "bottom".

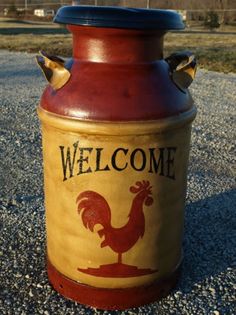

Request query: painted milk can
[{"left": 36, "top": 6, "right": 197, "bottom": 310}]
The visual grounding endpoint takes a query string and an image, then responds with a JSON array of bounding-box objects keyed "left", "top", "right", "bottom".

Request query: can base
[{"left": 47, "top": 259, "right": 181, "bottom": 310}]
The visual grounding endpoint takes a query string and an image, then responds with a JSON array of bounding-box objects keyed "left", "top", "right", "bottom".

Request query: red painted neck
[{"left": 67, "top": 25, "right": 165, "bottom": 63}]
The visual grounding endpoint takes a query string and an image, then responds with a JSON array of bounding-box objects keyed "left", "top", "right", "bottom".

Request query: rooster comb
[{"left": 130, "top": 180, "right": 152, "bottom": 194}]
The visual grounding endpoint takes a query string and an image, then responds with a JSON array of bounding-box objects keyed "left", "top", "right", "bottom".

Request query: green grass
[{"left": 0, "top": 18, "right": 235, "bottom": 73}]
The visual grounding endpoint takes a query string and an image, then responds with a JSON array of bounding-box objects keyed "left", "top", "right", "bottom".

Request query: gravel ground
[{"left": 0, "top": 51, "right": 235, "bottom": 315}]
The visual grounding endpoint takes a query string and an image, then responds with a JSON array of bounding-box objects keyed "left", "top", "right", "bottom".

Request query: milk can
[{"left": 36, "top": 6, "right": 197, "bottom": 310}]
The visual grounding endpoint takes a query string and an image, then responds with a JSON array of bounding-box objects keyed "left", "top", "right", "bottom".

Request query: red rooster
[{"left": 76, "top": 180, "right": 153, "bottom": 264}]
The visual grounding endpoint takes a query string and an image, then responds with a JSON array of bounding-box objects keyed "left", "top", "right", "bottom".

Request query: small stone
[
  {"left": 5, "top": 299, "right": 11, "bottom": 306},
  {"left": 213, "top": 311, "right": 220, "bottom": 315},
  {"left": 10, "top": 199, "right": 17, "bottom": 206},
  {"left": 29, "top": 289, "right": 34, "bottom": 297},
  {"left": 210, "top": 287, "right": 216, "bottom": 294}
]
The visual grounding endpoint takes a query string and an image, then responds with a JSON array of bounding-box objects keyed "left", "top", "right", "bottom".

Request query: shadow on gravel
[
  {"left": 2, "top": 20, "right": 51, "bottom": 25},
  {"left": 179, "top": 188, "right": 235, "bottom": 292},
  {"left": 174, "top": 30, "right": 236, "bottom": 35},
  {"left": 0, "top": 28, "right": 68, "bottom": 35}
]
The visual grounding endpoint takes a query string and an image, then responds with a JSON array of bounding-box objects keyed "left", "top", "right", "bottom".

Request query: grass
[
  {"left": 0, "top": 34, "right": 71, "bottom": 56},
  {"left": 165, "top": 32, "right": 236, "bottom": 73},
  {"left": 0, "top": 18, "right": 235, "bottom": 73}
]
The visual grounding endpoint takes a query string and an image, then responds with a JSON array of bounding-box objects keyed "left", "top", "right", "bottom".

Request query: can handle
[
  {"left": 165, "top": 51, "right": 197, "bottom": 91},
  {"left": 36, "top": 51, "right": 71, "bottom": 90}
]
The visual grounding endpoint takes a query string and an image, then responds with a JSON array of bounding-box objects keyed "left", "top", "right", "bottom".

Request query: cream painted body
[{"left": 38, "top": 107, "right": 196, "bottom": 289}]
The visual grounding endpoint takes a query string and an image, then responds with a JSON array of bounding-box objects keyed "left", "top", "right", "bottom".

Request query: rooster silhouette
[{"left": 76, "top": 180, "right": 153, "bottom": 265}]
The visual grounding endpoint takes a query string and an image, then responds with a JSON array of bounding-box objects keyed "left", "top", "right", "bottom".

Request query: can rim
[{"left": 54, "top": 6, "right": 185, "bottom": 30}]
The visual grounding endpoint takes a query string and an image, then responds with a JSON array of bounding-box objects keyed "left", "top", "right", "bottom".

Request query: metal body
[{"left": 37, "top": 6, "right": 196, "bottom": 310}]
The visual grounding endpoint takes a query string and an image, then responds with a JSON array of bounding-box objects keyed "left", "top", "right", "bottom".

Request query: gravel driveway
[{"left": 0, "top": 51, "right": 235, "bottom": 315}]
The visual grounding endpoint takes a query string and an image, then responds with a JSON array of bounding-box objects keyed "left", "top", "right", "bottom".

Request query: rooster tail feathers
[{"left": 76, "top": 191, "right": 111, "bottom": 232}]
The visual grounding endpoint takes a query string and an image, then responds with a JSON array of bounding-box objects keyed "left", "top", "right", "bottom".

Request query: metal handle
[
  {"left": 36, "top": 51, "right": 71, "bottom": 90},
  {"left": 165, "top": 51, "right": 197, "bottom": 91}
]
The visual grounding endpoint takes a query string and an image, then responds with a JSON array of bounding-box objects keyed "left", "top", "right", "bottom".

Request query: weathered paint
[{"left": 38, "top": 107, "right": 195, "bottom": 295}]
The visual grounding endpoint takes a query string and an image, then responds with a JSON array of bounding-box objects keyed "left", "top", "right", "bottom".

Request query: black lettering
[
  {"left": 166, "top": 147, "right": 176, "bottom": 180},
  {"left": 148, "top": 148, "right": 165, "bottom": 175},
  {"left": 111, "top": 148, "right": 128, "bottom": 171},
  {"left": 59, "top": 141, "right": 79, "bottom": 181},
  {"left": 60, "top": 142, "right": 177, "bottom": 181},
  {"left": 77, "top": 148, "right": 93, "bottom": 175},
  {"left": 130, "top": 148, "right": 146, "bottom": 171},
  {"left": 95, "top": 148, "right": 110, "bottom": 172}
]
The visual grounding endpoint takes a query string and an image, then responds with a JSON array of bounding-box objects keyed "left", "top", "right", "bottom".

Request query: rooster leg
[{"left": 118, "top": 253, "right": 122, "bottom": 264}]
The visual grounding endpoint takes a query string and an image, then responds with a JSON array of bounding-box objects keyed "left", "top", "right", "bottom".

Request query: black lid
[{"left": 54, "top": 6, "right": 184, "bottom": 30}]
